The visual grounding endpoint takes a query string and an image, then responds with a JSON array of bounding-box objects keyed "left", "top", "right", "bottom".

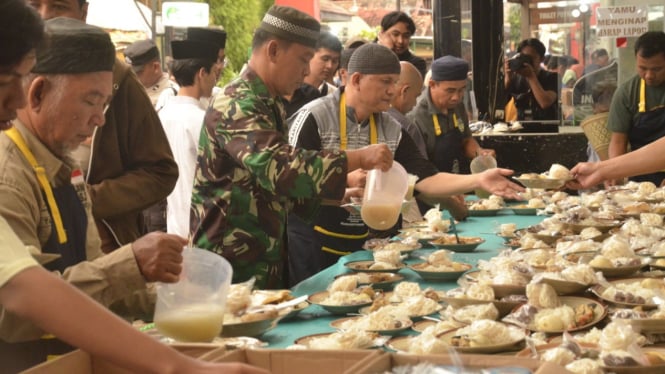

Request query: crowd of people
[{"left": 1, "top": 0, "right": 665, "bottom": 372}]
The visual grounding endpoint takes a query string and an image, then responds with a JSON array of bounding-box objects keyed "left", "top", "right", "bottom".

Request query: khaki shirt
[
  {"left": 147, "top": 73, "right": 176, "bottom": 107},
  {"left": 0, "top": 121, "right": 146, "bottom": 342}
]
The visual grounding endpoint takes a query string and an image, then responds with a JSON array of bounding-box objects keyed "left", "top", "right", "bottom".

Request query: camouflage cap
[
  {"left": 123, "top": 39, "right": 159, "bottom": 66},
  {"left": 258, "top": 5, "right": 320, "bottom": 49},
  {"left": 187, "top": 27, "right": 226, "bottom": 50},
  {"left": 33, "top": 17, "right": 115, "bottom": 74},
  {"left": 347, "top": 44, "right": 400, "bottom": 75}
]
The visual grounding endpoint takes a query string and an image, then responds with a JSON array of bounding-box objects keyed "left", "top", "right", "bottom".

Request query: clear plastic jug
[
  {"left": 470, "top": 154, "right": 497, "bottom": 198},
  {"left": 154, "top": 248, "right": 233, "bottom": 342},
  {"left": 361, "top": 161, "right": 408, "bottom": 230}
]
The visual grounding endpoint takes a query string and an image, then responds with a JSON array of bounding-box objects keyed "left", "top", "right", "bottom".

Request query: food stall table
[{"left": 262, "top": 211, "right": 546, "bottom": 348}]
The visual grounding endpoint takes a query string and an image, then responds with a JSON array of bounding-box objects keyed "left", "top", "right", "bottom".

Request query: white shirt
[
  {"left": 158, "top": 96, "right": 206, "bottom": 237},
  {"left": 0, "top": 216, "right": 38, "bottom": 288}
]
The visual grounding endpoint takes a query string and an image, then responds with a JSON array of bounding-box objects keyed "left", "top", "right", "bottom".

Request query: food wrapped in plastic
[
  {"left": 640, "top": 212, "right": 663, "bottom": 227},
  {"left": 427, "top": 249, "right": 452, "bottom": 265},
  {"left": 601, "top": 236, "right": 635, "bottom": 260},
  {"left": 550, "top": 191, "right": 569, "bottom": 203},
  {"left": 599, "top": 320, "right": 646, "bottom": 351},
  {"left": 401, "top": 294, "right": 441, "bottom": 316},
  {"left": 452, "top": 303, "right": 499, "bottom": 323},
  {"left": 393, "top": 281, "right": 422, "bottom": 299},
  {"left": 528, "top": 198, "right": 546, "bottom": 208},
  {"left": 226, "top": 281, "right": 253, "bottom": 314},
  {"left": 488, "top": 194, "right": 505, "bottom": 207},
  {"left": 500, "top": 223, "right": 517, "bottom": 236},
  {"left": 423, "top": 206, "right": 450, "bottom": 232},
  {"left": 533, "top": 305, "right": 576, "bottom": 331},
  {"left": 579, "top": 227, "right": 603, "bottom": 240},
  {"left": 452, "top": 319, "right": 524, "bottom": 347},
  {"left": 611, "top": 308, "right": 648, "bottom": 320},
  {"left": 589, "top": 255, "right": 613, "bottom": 268},
  {"left": 549, "top": 163, "right": 571, "bottom": 180},
  {"left": 519, "top": 235, "right": 551, "bottom": 250},
  {"left": 637, "top": 181, "right": 658, "bottom": 196},
  {"left": 527, "top": 283, "right": 560, "bottom": 309},
  {"left": 581, "top": 192, "right": 607, "bottom": 208},
  {"left": 372, "top": 249, "right": 402, "bottom": 267},
  {"left": 339, "top": 308, "right": 408, "bottom": 331},
  {"left": 600, "top": 350, "right": 642, "bottom": 367},
  {"left": 321, "top": 291, "right": 372, "bottom": 306},
  {"left": 329, "top": 275, "right": 358, "bottom": 292},
  {"left": 408, "top": 328, "right": 450, "bottom": 354},
  {"left": 560, "top": 264, "right": 598, "bottom": 285},
  {"left": 541, "top": 346, "right": 577, "bottom": 366},
  {"left": 303, "top": 329, "right": 379, "bottom": 350},
  {"left": 524, "top": 249, "right": 555, "bottom": 268},
  {"left": 565, "top": 358, "right": 603, "bottom": 374},
  {"left": 464, "top": 283, "right": 495, "bottom": 301}
]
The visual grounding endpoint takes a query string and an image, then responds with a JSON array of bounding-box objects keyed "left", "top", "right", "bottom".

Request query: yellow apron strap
[
  {"left": 339, "top": 92, "right": 377, "bottom": 150},
  {"left": 432, "top": 114, "right": 442, "bottom": 136},
  {"left": 314, "top": 225, "right": 369, "bottom": 240},
  {"left": 5, "top": 127, "right": 67, "bottom": 244},
  {"left": 639, "top": 78, "right": 646, "bottom": 113}
]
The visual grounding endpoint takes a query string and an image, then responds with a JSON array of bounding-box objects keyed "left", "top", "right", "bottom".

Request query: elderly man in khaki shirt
[{"left": 0, "top": 17, "right": 186, "bottom": 345}]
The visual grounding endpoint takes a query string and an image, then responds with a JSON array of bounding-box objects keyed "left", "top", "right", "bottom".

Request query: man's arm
[
  {"left": 88, "top": 70, "right": 178, "bottom": 219},
  {"left": 0, "top": 267, "right": 267, "bottom": 374},
  {"left": 608, "top": 132, "right": 629, "bottom": 159},
  {"left": 526, "top": 70, "right": 557, "bottom": 110}
]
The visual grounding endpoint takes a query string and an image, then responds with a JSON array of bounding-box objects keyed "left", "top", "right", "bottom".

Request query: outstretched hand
[{"left": 478, "top": 168, "right": 525, "bottom": 200}]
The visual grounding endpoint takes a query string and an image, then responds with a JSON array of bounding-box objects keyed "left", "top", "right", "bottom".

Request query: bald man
[
  {"left": 388, "top": 62, "right": 426, "bottom": 156},
  {"left": 388, "top": 62, "right": 468, "bottom": 221}
]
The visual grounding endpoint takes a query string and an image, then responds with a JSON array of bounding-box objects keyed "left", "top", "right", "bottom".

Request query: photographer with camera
[{"left": 504, "top": 38, "right": 559, "bottom": 121}]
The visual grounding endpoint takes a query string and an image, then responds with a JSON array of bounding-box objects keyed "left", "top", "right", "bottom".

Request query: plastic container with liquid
[
  {"left": 470, "top": 154, "right": 497, "bottom": 198},
  {"left": 361, "top": 161, "right": 408, "bottom": 230},
  {"left": 154, "top": 248, "right": 232, "bottom": 342}
]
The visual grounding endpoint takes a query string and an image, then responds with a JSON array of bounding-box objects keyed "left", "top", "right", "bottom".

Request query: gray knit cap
[
  {"left": 347, "top": 44, "right": 400, "bottom": 75},
  {"left": 258, "top": 5, "right": 320, "bottom": 49}
]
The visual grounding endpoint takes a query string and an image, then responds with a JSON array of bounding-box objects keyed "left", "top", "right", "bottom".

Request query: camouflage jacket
[{"left": 191, "top": 66, "right": 348, "bottom": 289}]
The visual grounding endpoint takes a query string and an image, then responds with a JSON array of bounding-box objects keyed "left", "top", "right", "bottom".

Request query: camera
[{"left": 508, "top": 53, "right": 533, "bottom": 72}]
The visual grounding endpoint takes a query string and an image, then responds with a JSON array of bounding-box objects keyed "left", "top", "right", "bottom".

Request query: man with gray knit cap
[
  {"left": 189, "top": 5, "right": 393, "bottom": 289},
  {"left": 287, "top": 44, "right": 524, "bottom": 285}
]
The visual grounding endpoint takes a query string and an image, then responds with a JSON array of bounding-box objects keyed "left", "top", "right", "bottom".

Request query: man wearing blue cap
[{"left": 408, "top": 55, "right": 494, "bottom": 175}]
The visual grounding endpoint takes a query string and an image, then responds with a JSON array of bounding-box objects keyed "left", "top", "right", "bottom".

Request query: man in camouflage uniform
[{"left": 190, "top": 5, "right": 392, "bottom": 289}]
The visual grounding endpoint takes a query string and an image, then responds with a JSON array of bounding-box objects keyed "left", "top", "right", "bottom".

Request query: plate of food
[
  {"left": 428, "top": 236, "right": 485, "bottom": 252},
  {"left": 362, "top": 238, "right": 421, "bottom": 254},
  {"left": 334, "top": 272, "right": 404, "bottom": 291},
  {"left": 538, "top": 277, "right": 591, "bottom": 296},
  {"left": 591, "top": 278, "right": 664, "bottom": 310},
  {"left": 410, "top": 319, "right": 465, "bottom": 333},
  {"left": 408, "top": 262, "right": 472, "bottom": 281},
  {"left": 439, "top": 297, "right": 522, "bottom": 318},
  {"left": 514, "top": 174, "right": 571, "bottom": 190},
  {"left": 466, "top": 205, "right": 503, "bottom": 217},
  {"left": 307, "top": 290, "right": 374, "bottom": 315},
  {"left": 294, "top": 331, "right": 382, "bottom": 350},
  {"left": 221, "top": 315, "right": 279, "bottom": 338},
  {"left": 397, "top": 227, "right": 446, "bottom": 245},
  {"left": 519, "top": 296, "right": 606, "bottom": 334},
  {"left": 509, "top": 205, "right": 539, "bottom": 216},
  {"left": 601, "top": 348, "right": 665, "bottom": 374},
  {"left": 515, "top": 341, "right": 600, "bottom": 359},
  {"left": 344, "top": 260, "right": 404, "bottom": 273},
  {"left": 329, "top": 315, "right": 412, "bottom": 336}
]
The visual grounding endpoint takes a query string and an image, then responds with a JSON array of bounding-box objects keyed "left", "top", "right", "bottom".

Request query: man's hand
[
  {"left": 341, "top": 187, "right": 364, "bottom": 214},
  {"left": 478, "top": 168, "right": 525, "bottom": 200},
  {"left": 440, "top": 195, "right": 468, "bottom": 221},
  {"left": 358, "top": 144, "right": 393, "bottom": 172},
  {"left": 478, "top": 148, "right": 496, "bottom": 158},
  {"left": 131, "top": 232, "right": 187, "bottom": 283},
  {"left": 347, "top": 168, "right": 367, "bottom": 188}
]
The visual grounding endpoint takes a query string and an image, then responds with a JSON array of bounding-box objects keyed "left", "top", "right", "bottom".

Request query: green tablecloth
[{"left": 263, "top": 210, "right": 546, "bottom": 348}]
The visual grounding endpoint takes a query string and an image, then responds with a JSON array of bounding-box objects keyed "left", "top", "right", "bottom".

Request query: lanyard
[
  {"left": 639, "top": 78, "right": 646, "bottom": 113},
  {"left": 5, "top": 127, "right": 68, "bottom": 244},
  {"left": 339, "top": 92, "right": 377, "bottom": 150},
  {"left": 432, "top": 112, "right": 462, "bottom": 136}
]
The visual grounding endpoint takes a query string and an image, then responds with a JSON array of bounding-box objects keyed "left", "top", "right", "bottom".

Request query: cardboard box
[
  {"left": 21, "top": 344, "right": 222, "bottom": 374},
  {"left": 347, "top": 352, "right": 572, "bottom": 374},
  {"left": 212, "top": 349, "right": 381, "bottom": 374}
]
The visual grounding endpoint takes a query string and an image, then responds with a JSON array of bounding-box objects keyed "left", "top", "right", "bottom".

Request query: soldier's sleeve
[{"left": 205, "top": 92, "right": 347, "bottom": 201}]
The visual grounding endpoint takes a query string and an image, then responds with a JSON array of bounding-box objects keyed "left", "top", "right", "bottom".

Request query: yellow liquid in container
[
  {"left": 361, "top": 203, "right": 401, "bottom": 230},
  {"left": 154, "top": 304, "right": 225, "bottom": 342}
]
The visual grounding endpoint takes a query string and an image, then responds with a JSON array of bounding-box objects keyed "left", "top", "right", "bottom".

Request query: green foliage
[
  {"left": 506, "top": 4, "right": 522, "bottom": 52},
  {"left": 209, "top": 0, "right": 270, "bottom": 85},
  {"left": 357, "top": 27, "right": 378, "bottom": 42}
]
